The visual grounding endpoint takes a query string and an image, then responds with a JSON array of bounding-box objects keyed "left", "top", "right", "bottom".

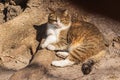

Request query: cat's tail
[{"left": 81, "top": 50, "right": 107, "bottom": 75}]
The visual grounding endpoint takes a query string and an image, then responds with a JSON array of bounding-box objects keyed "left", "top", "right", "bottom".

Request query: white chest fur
[
  {"left": 41, "top": 23, "right": 70, "bottom": 49},
  {"left": 47, "top": 23, "right": 64, "bottom": 42}
]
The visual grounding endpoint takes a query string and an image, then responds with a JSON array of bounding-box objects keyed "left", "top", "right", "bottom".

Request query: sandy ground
[
  {"left": 0, "top": 0, "right": 120, "bottom": 80},
  {"left": 0, "top": 15, "right": 120, "bottom": 80}
]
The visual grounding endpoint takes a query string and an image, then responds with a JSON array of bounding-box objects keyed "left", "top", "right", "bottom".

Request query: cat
[{"left": 41, "top": 9, "right": 106, "bottom": 73}]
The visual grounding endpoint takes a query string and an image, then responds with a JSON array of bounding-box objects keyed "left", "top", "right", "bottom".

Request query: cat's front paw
[
  {"left": 47, "top": 44, "right": 56, "bottom": 50},
  {"left": 41, "top": 43, "right": 47, "bottom": 49},
  {"left": 51, "top": 59, "right": 75, "bottom": 67}
]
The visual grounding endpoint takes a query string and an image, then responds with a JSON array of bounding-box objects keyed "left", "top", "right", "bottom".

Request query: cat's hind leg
[
  {"left": 81, "top": 50, "right": 106, "bottom": 75},
  {"left": 52, "top": 59, "right": 75, "bottom": 67}
]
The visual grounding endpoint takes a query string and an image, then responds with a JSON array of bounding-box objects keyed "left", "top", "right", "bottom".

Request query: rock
[
  {"left": 9, "top": 49, "right": 55, "bottom": 80},
  {"left": 0, "top": 45, "right": 32, "bottom": 70}
]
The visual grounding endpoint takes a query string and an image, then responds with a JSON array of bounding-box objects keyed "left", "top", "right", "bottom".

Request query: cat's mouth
[{"left": 54, "top": 24, "right": 61, "bottom": 28}]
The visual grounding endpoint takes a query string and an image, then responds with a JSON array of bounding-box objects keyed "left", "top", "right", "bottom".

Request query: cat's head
[{"left": 48, "top": 9, "right": 71, "bottom": 29}]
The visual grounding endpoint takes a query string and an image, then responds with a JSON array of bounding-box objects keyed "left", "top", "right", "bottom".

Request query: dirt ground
[{"left": 0, "top": 0, "right": 120, "bottom": 80}]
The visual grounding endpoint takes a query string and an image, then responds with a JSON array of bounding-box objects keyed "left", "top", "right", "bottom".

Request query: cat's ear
[
  {"left": 63, "top": 9, "right": 68, "bottom": 16},
  {"left": 48, "top": 7, "right": 55, "bottom": 13}
]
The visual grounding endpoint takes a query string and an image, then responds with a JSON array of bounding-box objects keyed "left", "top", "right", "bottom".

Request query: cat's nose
[
  {"left": 53, "top": 22, "right": 57, "bottom": 24},
  {"left": 55, "top": 24, "right": 59, "bottom": 26},
  {"left": 54, "top": 23, "right": 61, "bottom": 28},
  {"left": 53, "top": 22, "right": 58, "bottom": 26}
]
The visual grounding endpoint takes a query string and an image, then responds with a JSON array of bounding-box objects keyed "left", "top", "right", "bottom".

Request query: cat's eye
[
  {"left": 51, "top": 19, "right": 57, "bottom": 22},
  {"left": 49, "top": 13, "right": 55, "bottom": 17},
  {"left": 61, "top": 18, "right": 66, "bottom": 21},
  {"left": 49, "top": 14, "right": 53, "bottom": 17},
  {"left": 49, "top": 15, "right": 57, "bottom": 22},
  {"left": 48, "top": 18, "right": 57, "bottom": 23}
]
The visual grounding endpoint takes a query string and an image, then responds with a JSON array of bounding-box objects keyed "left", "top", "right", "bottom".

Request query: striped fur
[{"left": 41, "top": 9, "right": 106, "bottom": 67}]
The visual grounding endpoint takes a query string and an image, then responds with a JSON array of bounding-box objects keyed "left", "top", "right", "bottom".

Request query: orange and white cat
[
  {"left": 41, "top": 11, "right": 71, "bottom": 50},
  {"left": 41, "top": 9, "right": 106, "bottom": 70}
]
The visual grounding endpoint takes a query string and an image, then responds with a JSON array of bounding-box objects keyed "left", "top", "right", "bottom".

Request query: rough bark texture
[{"left": 0, "top": 0, "right": 120, "bottom": 80}]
